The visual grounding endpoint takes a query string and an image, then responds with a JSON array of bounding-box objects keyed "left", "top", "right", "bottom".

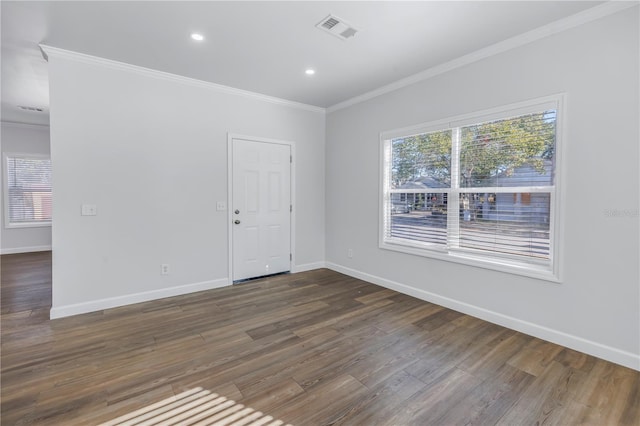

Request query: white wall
[
  {"left": 47, "top": 51, "right": 325, "bottom": 317},
  {"left": 0, "top": 122, "right": 52, "bottom": 254},
  {"left": 326, "top": 9, "right": 639, "bottom": 369}
]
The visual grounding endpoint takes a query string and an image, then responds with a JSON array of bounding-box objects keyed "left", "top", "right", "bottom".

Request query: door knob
[{"left": 234, "top": 220, "right": 241, "bottom": 225}]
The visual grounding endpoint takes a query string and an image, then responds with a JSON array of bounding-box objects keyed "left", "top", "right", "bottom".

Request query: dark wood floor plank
[
  {"left": 1, "top": 252, "right": 52, "bottom": 315},
  {"left": 1, "top": 252, "right": 638, "bottom": 425},
  {"left": 331, "top": 369, "right": 427, "bottom": 425},
  {"left": 237, "top": 378, "right": 304, "bottom": 414},
  {"left": 386, "top": 367, "right": 485, "bottom": 425},
  {"left": 495, "top": 360, "right": 581, "bottom": 425},
  {"left": 269, "top": 374, "right": 369, "bottom": 425},
  {"left": 291, "top": 298, "right": 393, "bottom": 337}
]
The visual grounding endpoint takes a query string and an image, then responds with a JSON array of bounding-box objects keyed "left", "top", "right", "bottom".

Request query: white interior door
[{"left": 232, "top": 138, "right": 291, "bottom": 281}]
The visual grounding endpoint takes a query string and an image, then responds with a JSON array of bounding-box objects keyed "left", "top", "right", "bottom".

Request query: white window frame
[
  {"left": 3, "top": 153, "right": 52, "bottom": 229},
  {"left": 379, "top": 94, "right": 565, "bottom": 282}
]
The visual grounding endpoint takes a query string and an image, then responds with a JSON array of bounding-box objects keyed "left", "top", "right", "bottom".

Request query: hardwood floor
[{"left": 1, "top": 252, "right": 639, "bottom": 425}]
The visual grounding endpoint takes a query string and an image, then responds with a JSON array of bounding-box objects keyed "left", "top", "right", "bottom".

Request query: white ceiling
[{"left": 2, "top": 1, "right": 608, "bottom": 126}]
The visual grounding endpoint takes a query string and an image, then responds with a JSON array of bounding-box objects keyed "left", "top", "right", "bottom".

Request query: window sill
[
  {"left": 380, "top": 239, "right": 561, "bottom": 283},
  {"left": 5, "top": 222, "right": 52, "bottom": 229}
]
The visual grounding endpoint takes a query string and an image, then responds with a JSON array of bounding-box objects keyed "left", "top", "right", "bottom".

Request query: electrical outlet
[
  {"left": 348, "top": 249, "right": 353, "bottom": 258},
  {"left": 161, "top": 264, "right": 170, "bottom": 275}
]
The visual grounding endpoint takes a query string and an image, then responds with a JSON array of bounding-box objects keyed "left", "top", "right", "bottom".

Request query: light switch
[
  {"left": 81, "top": 204, "right": 97, "bottom": 216},
  {"left": 216, "top": 201, "right": 226, "bottom": 211}
]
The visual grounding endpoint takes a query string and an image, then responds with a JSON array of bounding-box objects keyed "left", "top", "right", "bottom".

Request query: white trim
[
  {"left": 39, "top": 45, "right": 325, "bottom": 115},
  {"left": 389, "top": 187, "right": 555, "bottom": 194},
  {"left": 551, "top": 95, "right": 568, "bottom": 283},
  {"left": 325, "top": 262, "right": 640, "bottom": 371},
  {"left": 449, "top": 100, "right": 560, "bottom": 129},
  {"left": 227, "top": 134, "right": 296, "bottom": 282},
  {"left": 1, "top": 245, "right": 52, "bottom": 255},
  {"left": 378, "top": 94, "right": 564, "bottom": 282},
  {"left": 227, "top": 135, "right": 234, "bottom": 285},
  {"left": 378, "top": 140, "right": 390, "bottom": 252},
  {"left": 38, "top": 3, "right": 634, "bottom": 116},
  {"left": 290, "top": 143, "right": 297, "bottom": 278},
  {"left": 381, "top": 240, "right": 559, "bottom": 283},
  {"left": 1, "top": 121, "right": 50, "bottom": 130},
  {"left": 4, "top": 222, "right": 52, "bottom": 229},
  {"left": 50, "top": 278, "right": 229, "bottom": 319},
  {"left": 327, "top": 1, "right": 637, "bottom": 113},
  {"left": 3, "top": 152, "right": 51, "bottom": 161},
  {"left": 380, "top": 95, "right": 561, "bottom": 140},
  {"left": 291, "top": 261, "right": 326, "bottom": 273}
]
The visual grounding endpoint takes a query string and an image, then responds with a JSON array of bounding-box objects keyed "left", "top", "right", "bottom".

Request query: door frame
[{"left": 227, "top": 133, "right": 296, "bottom": 283}]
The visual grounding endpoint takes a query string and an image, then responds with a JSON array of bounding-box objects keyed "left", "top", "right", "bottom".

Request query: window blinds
[
  {"left": 5, "top": 155, "right": 52, "bottom": 225},
  {"left": 385, "top": 108, "right": 556, "bottom": 264}
]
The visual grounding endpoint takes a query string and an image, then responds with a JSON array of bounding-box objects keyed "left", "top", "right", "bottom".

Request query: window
[
  {"left": 380, "top": 96, "right": 563, "bottom": 281},
  {"left": 4, "top": 154, "right": 52, "bottom": 227}
]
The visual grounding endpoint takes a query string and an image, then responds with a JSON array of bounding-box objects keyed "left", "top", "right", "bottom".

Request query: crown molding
[
  {"left": 39, "top": 45, "right": 326, "bottom": 115},
  {"left": 1, "top": 121, "right": 50, "bottom": 130},
  {"left": 327, "top": 1, "right": 639, "bottom": 113}
]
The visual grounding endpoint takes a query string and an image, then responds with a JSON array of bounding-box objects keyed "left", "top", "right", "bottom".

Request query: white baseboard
[
  {"left": 1, "top": 245, "right": 52, "bottom": 255},
  {"left": 326, "top": 262, "right": 640, "bottom": 371},
  {"left": 49, "top": 261, "right": 329, "bottom": 319},
  {"left": 50, "top": 278, "right": 230, "bottom": 319},
  {"left": 291, "top": 261, "right": 326, "bottom": 273}
]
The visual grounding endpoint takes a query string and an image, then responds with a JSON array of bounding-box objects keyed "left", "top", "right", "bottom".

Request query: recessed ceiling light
[
  {"left": 191, "top": 33, "right": 204, "bottom": 42},
  {"left": 305, "top": 69, "right": 316, "bottom": 75}
]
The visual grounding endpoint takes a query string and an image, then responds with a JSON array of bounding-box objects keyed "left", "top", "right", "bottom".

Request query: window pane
[
  {"left": 6, "top": 156, "right": 52, "bottom": 224},
  {"left": 389, "top": 192, "right": 447, "bottom": 246},
  {"left": 391, "top": 130, "right": 452, "bottom": 190},
  {"left": 459, "top": 192, "right": 551, "bottom": 259},
  {"left": 459, "top": 111, "right": 556, "bottom": 188}
]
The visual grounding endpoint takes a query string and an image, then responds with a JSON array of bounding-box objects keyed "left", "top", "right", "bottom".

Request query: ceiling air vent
[
  {"left": 316, "top": 14, "right": 359, "bottom": 41},
  {"left": 17, "top": 105, "right": 44, "bottom": 112}
]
